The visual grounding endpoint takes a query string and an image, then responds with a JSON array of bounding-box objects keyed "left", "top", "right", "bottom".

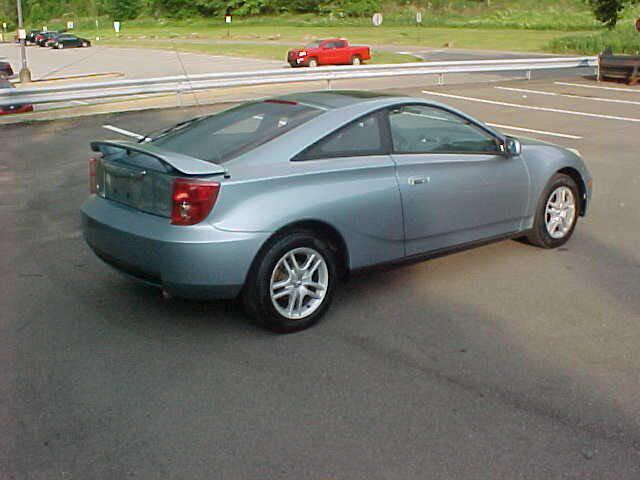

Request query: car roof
[{"left": 272, "top": 90, "right": 411, "bottom": 110}]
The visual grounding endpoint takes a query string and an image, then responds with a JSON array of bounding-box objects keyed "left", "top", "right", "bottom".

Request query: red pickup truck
[{"left": 287, "top": 39, "right": 371, "bottom": 67}]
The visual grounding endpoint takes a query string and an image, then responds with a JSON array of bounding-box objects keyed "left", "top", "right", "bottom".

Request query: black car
[
  {"left": 0, "top": 60, "right": 13, "bottom": 78},
  {"left": 51, "top": 34, "right": 91, "bottom": 49},
  {"left": 35, "top": 31, "right": 58, "bottom": 46},
  {"left": 26, "top": 30, "right": 42, "bottom": 44}
]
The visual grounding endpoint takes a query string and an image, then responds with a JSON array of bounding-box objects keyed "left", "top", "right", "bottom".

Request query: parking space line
[
  {"left": 485, "top": 123, "right": 582, "bottom": 140},
  {"left": 495, "top": 86, "right": 640, "bottom": 106},
  {"left": 421, "top": 90, "right": 640, "bottom": 123},
  {"left": 102, "top": 124, "right": 146, "bottom": 140},
  {"left": 554, "top": 81, "right": 640, "bottom": 94}
]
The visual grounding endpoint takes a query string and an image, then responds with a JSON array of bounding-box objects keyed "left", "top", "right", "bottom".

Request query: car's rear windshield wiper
[{"left": 138, "top": 116, "right": 210, "bottom": 143}]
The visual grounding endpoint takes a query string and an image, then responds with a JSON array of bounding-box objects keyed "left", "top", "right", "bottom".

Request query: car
[
  {"left": 51, "top": 34, "right": 91, "bottom": 49},
  {"left": 0, "top": 60, "right": 13, "bottom": 78},
  {"left": 26, "top": 29, "right": 42, "bottom": 44},
  {"left": 35, "top": 31, "right": 58, "bottom": 46},
  {"left": 287, "top": 39, "right": 371, "bottom": 67},
  {"left": 81, "top": 91, "right": 592, "bottom": 333},
  {"left": 0, "top": 79, "right": 34, "bottom": 115}
]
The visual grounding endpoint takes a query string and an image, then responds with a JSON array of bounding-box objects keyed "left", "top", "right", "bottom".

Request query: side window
[
  {"left": 335, "top": 41, "right": 346, "bottom": 48},
  {"left": 389, "top": 105, "right": 502, "bottom": 154},
  {"left": 300, "top": 113, "right": 383, "bottom": 159}
]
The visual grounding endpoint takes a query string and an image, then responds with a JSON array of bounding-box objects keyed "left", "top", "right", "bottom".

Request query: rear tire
[
  {"left": 351, "top": 55, "right": 362, "bottom": 66},
  {"left": 525, "top": 173, "right": 579, "bottom": 249},
  {"left": 242, "top": 231, "right": 338, "bottom": 333}
]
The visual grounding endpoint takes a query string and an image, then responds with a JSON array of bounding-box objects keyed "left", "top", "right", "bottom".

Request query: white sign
[
  {"left": 225, "top": 15, "right": 232, "bottom": 24},
  {"left": 42, "top": 25, "right": 48, "bottom": 32},
  {"left": 18, "top": 28, "right": 26, "bottom": 39},
  {"left": 416, "top": 11, "right": 423, "bottom": 23},
  {"left": 67, "top": 21, "right": 74, "bottom": 30},
  {"left": 372, "top": 13, "right": 383, "bottom": 26},
  {"left": 2, "top": 23, "right": 7, "bottom": 29},
  {"left": 113, "top": 21, "right": 121, "bottom": 33}
]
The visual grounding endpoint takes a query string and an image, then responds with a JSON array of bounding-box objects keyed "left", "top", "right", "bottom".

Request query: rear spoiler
[{"left": 90, "top": 140, "right": 226, "bottom": 176}]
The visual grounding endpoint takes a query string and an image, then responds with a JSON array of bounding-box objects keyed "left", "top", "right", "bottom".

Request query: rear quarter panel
[{"left": 209, "top": 156, "right": 405, "bottom": 270}]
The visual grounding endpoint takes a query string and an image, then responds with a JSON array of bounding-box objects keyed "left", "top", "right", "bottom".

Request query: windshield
[
  {"left": 152, "top": 100, "right": 323, "bottom": 164},
  {"left": 305, "top": 41, "right": 322, "bottom": 48}
]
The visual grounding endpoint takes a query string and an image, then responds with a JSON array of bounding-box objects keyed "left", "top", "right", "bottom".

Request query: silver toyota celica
[{"left": 81, "top": 91, "right": 592, "bottom": 332}]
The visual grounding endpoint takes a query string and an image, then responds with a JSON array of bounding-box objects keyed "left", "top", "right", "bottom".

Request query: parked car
[
  {"left": 0, "top": 79, "right": 34, "bottom": 115},
  {"left": 0, "top": 60, "right": 13, "bottom": 78},
  {"left": 35, "top": 31, "right": 58, "bottom": 46},
  {"left": 287, "top": 39, "right": 371, "bottom": 67},
  {"left": 51, "top": 34, "right": 91, "bottom": 49},
  {"left": 26, "top": 29, "right": 42, "bottom": 44},
  {"left": 82, "top": 91, "right": 592, "bottom": 333}
]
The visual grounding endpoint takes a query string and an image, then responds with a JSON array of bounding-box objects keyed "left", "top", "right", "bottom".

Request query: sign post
[
  {"left": 1, "top": 22, "right": 6, "bottom": 43},
  {"left": 372, "top": 13, "right": 383, "bottom": 27},
  {"left": 67, "top": 21, "right": 74, "bottom": 30},
  {"left": 113, "top": 21, "right": 121, "bottom": 36},
  {"left": 225, "top": 14, "right": 232, "bottom": 38},
  {"left": 416, "top": 11, "right": 423, "bottom": 44}
]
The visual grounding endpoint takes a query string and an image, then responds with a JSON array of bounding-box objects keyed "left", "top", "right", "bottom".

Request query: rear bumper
[{"left": 81, "top": 196, "right": 270, "bottom": 299}]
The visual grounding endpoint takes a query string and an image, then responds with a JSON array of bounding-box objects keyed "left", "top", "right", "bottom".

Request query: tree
[{"left": 586, "top": 0, "right": 639, "bottom": 29}]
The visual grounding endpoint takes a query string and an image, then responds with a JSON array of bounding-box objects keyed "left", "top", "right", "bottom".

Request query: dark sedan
[
  {"left": 51, "top": 34, "right": 91, "bottom": 49},
  {"left": 0, "top": 60, "right": 13, "bottom": 78},
  {"left": 35, "top": 32, "right": 58, "bottom": 46},
  {"left": 0, "top": 79, "right": 33, "bottom": 115}
]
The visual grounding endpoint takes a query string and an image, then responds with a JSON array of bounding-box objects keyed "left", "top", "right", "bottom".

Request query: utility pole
[{"left": 16, "top": 0, "right": 31, "bottom": 83}]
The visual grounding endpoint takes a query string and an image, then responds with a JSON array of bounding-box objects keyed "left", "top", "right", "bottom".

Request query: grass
[
  {"left": 71, "top": 23, "right": 587, "bottom": 54},
  {"left": 96, "top": 38, "right": 422, "bottom": 64}
]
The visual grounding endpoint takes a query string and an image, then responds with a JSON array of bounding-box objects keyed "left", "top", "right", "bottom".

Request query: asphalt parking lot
[{"left": 2, "top": 76, "right": 640, "bottom": 479}]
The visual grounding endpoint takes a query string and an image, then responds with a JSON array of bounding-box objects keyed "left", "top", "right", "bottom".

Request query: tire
[
  {"left": 242, "top": 230, "right": 338, "bottom": 333},
  {"left": 308, "top": 58, "right": 318, "bottom": 68},
  {"left": 351, "top": 55, "right": 361, "bottom": 66},
  {"left": 525, "top": 173, "right": 580, "bottom": 248}
]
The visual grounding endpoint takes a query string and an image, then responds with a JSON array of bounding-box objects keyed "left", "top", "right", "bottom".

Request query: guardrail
[{"left": 0, "top": 56, "right": 597, "bottom": 108}]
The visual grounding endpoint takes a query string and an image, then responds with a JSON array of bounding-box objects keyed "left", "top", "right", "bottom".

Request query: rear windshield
[{"left": 152, "top": 100, "right": 323, "bottom": 164}]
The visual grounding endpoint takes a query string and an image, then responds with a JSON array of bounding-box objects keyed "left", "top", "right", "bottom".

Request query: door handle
[{"left": 408, "top": 176, "right": 429, "bottom": 186}]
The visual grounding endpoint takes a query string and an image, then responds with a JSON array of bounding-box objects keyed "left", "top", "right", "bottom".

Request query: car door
[
  {"left": 387, "top": 104, "right": 530, "bottom": 256},
  {"left": 320, "top": 41, "right": 337, "bottom": 65},
  {"left": 292, "top": 111, "right": 405, "bottom": 268}
]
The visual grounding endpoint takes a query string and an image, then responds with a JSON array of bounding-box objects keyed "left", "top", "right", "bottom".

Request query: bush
[
  {"left": 319, "top": 0, "right": 381, "bottom": 18},
  {"left": 547, "top": 24, "right": 640, "bottom": 54}
]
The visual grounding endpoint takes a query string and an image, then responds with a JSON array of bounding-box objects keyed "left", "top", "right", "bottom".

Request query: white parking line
[
  {"left": 555, "top": 81, "right": 640, "bottom": 94},
  {"left": 421, "top": 90, "right": 640, "bottom": 123},
  {"left": 495, "top": 86, "right": 640, "bottom": 106},
  {"left": 102, "top": 124, "right": 146, "bottom": 140},
  {"left": 485, "top": 123, "right": 582, "bottom": 140}
]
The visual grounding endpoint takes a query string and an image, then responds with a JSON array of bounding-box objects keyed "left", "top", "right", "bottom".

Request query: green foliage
[
  {"left": 104, "top": 0, "right": 144, "bottom": 20},
  {"left": 318, "top": 0, "right": 381, "bottom": 18},
  {"left": 547, "top": 23, "right": 640, "bottom": 53},
  {"left": 586, "top": 0, "right": 638, "bottom": 28}
]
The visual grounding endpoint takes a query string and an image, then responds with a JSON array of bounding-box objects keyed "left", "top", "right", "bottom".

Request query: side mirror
[{"left": 505, "top": 136, "right": 521, "bottom": 157}]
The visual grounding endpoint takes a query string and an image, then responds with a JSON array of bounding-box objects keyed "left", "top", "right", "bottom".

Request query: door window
[
  {"left": 298, "top": 113, "right": 383, "bottom": 159},
  {"left": 389, "top": 105, "right": 502, "bottom": 154}
]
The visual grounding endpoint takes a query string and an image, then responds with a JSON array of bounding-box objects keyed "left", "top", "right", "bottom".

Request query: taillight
[
  {"left": 89, "top": 157, "right": 97, "bottom": 194},
  {"left": 171, "top": 179, "right": 220, "bottom": 226}
]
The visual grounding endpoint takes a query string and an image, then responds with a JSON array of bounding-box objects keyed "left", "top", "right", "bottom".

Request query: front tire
[
  {"left": 525, "top": 173, "right": 579, "bottom": 248},
  {"left": 308, "top": 58, "right": 318, "bottom": 68},
  {"left": 242, "top": 231, "right": 337, "bottom": 333}
]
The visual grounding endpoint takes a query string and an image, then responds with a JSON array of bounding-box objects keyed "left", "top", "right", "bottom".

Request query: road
[{"left": 2, "top": 77, "right": 640, "bottom": 479}]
